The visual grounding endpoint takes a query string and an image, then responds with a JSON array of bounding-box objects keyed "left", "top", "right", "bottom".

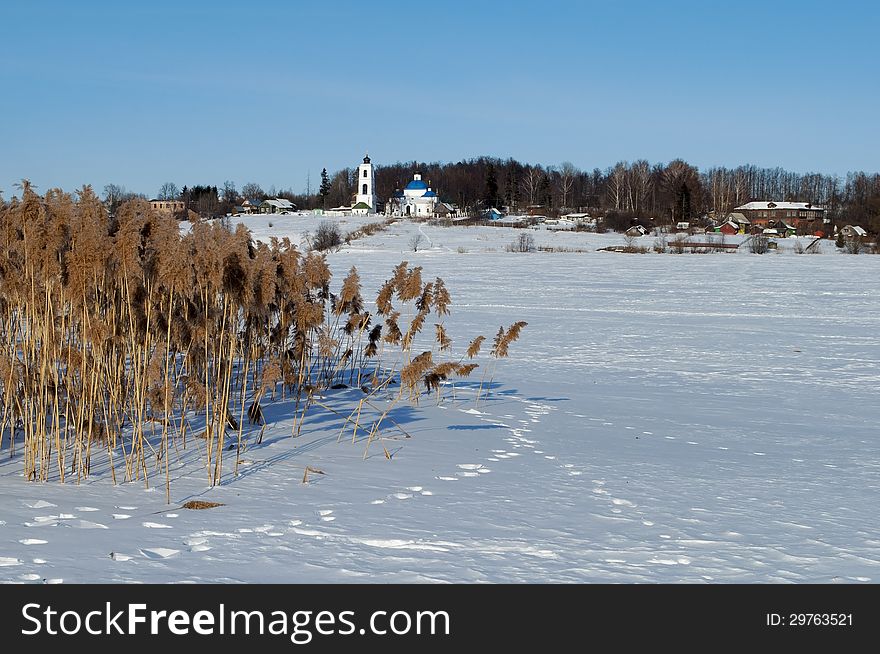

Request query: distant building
[
  {"left": 718, "top": 220, "right": 739, "bottom": 236},
  {"left": 840, "top": 225, "right": 867, "bottom": 239},
  {"left": 734, "top": 201, "right": 825, "bottom": 232},
  {"left": 238, "top": 199, "right": 261, "bottom": 214},
  {"left": 433, "top": 202, "right": 458, "bottom": 218},
  {"left": 259, "top": 198, "right": 297, "bottom": 214},
  {"left": 149, "top": 199, "right": 185, "bottom": 215},
  {"left": 483, "top": 207, "right": 504, "bottom": 221},
  {"left": 353, "top": 154, "right": 376, "bottom": 214},
  {"left": 625, "top": 225, "right": 648, "bottom": 237},
  {"left": 386, "top": 173, "right": 439, "bottom": 218}
]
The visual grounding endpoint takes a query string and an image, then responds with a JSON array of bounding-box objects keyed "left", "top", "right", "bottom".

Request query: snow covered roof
[
  {"left": 727, "top": 212, "right": 750, "bottom": 224},
  {"left": 845, "top": 225, "right": 867, "bottom": 236},
  {"left": 261, "top": 198, "right": 295, "bottom": 209},
  {"left": 735, "top": 201, "right": 823, "bottom": 211}
]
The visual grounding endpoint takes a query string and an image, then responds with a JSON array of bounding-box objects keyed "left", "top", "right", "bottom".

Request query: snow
[
  {"left": 735, "top": 201, "right": 824, "bottom": 211},
  {"left": 2, "top": 218, "right": 879, "bottom": 583}
]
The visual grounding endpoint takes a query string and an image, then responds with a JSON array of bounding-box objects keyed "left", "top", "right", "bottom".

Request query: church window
[
  {"left": 362, "top": 184, "right": 368, "bottom": 195},
  {"left": 363, "top": 169, "right": 367, "bottom": 177}
]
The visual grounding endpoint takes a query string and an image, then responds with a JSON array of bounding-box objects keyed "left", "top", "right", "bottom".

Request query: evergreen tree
[
  {"left": 504, "top": 169, "right": 518, "bottom": 209},
  {"left": 319, "top": 168, "right": 331, "bottom": 209},
  {"left": 484, "top": 163, "right": 498, "bottom": 208}
]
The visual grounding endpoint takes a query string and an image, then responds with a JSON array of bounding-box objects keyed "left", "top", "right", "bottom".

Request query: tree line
[{"left": 23, "top": 157, "right": 875, "bottom": 233}]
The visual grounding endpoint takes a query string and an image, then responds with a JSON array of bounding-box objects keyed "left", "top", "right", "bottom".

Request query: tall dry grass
[{"left": 0, "top": 184, "right": 524, "bottom": 498}]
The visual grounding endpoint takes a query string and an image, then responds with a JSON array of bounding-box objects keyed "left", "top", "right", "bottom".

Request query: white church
[
  {"left": 334, "top": 154, "right": 443, "bottom": 218},
  {"left": 386, "top": 172, "right": 439, "bottom": 218}
]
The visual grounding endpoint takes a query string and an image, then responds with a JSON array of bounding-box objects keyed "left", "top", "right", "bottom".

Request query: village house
[
  {"left": 149, "top": 199, "right": 185, "bottom": 215},
  {"left": 625, "top": 225, "right": 648, "bottom": 237},
  {"left": 259, "top": 198, "right": 297, "bottom": 214},
  {"left": 235, "top": 199, "right": 261, "bottom": 214},
  {"left": 433, "top": 202, "right": 458, "bottom": 218},
  {"left": 734, "top": 201, "right": 826, "bottom": 234},
  {"left": 839, "top": 225, "right": 868, "bottom": 239}
]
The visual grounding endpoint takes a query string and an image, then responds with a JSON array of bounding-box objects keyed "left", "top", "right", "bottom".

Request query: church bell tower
[{"left": 355, "top": 153, "right": 376, "bottom": 211}]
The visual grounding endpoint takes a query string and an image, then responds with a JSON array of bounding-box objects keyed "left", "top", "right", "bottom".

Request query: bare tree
[
  {"left": 221, "top": 180, "right": 238, "bottom": 204},
  {"left": 241, "top": 183, "right": 265, "bottom": 202},
  {"left": 607, "top": 162, "right": 627, "bottom": 211},
  {"left": 520, "top": 167, "right": 543, "bottom": 206},
  {"left": 158, "top": 182, "right": 179, "bottom": 200},
  {"left": 557, "top": 162, "right": 577, "bottom": 210},
  {"left": 628, "top": 160, "right": 652, "bottom": 213},
  {"left": 409, "top": 233, "right": 425, "bottom": 252}
]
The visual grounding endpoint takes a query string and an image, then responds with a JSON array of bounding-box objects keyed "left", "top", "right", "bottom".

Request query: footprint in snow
[
  {"left": 70, "top": 520, "right": 108, "bottom": 529},
  {"left": 25, "top": 500, "right": 57, "bottom": 509},
  {"left": 139, "top": 547, "right": 180, "bottom": 560}
]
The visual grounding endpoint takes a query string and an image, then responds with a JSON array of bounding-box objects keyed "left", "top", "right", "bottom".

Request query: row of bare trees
[{"left": 82, "top": 157, "right": 880, "bottom": 231}]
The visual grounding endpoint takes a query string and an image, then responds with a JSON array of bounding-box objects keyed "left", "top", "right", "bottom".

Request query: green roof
[{"left": 352, "top": 202, "right": 371, "bottom": 209}]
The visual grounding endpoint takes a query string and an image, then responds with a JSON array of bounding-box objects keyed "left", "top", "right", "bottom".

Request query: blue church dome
[
  {"left": 422, "top": 190, "right": 437, "bottom": 197},
  {"left": 405, "top": 179, "right": 428, "bottom": 191}
]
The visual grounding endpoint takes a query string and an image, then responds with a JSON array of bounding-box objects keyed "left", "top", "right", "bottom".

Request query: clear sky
[{"left": 1, "top": 0, "right": 877, "bottom": 198}]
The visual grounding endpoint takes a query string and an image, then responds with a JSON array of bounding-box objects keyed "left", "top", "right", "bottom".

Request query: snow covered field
[{"left": 2, "top": 216, "right": 879, "bottom": 583}]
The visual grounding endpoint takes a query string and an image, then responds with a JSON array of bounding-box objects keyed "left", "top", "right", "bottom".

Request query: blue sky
[{"left": 1, "top": 0, "right": 877, "bottom": 198}]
